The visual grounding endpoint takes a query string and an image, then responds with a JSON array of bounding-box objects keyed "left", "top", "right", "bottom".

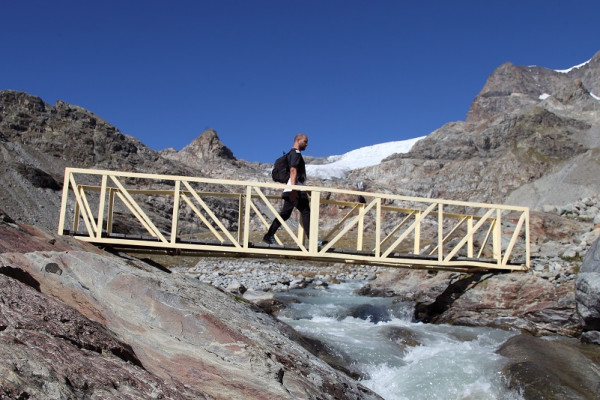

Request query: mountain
[
  {"left": 351, "top": 50, "right": 600, "bottom": 208},
  {"left": 1, "top": 51, "right": 599, "bottom": 229},
  {"left": 0, "top": 93, "right": 250, "bottom": 228}
]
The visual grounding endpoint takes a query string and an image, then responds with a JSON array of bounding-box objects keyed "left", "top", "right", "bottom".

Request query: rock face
[
  {"left": 576, "top": 237, "right": 600, "bottom": 344},
  {"left": 0, "top": 217, "right": 381, "bottom": 400},
  {"left": 1, "top": 274, "right": 208, "bottom": 400}
]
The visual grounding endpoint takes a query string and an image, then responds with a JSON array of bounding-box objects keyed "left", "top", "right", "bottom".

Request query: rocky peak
[
  {"left": 466, "top": 51, "right": 600, "bottom": 123},
  {"left": 181, "top": 129, "right": 235, "bottom": 160},
  {"left": 160, "top": 129, "right": 236, "bottom": 170}
]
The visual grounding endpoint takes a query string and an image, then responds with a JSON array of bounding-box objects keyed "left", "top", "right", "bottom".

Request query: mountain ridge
[{"left": 1, "top": 51, "right": 599, "bottom": 227}]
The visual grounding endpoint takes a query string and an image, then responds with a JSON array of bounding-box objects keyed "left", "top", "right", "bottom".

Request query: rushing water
[{"left": 275, "top": 281, "right": 524, "bottom": 400}]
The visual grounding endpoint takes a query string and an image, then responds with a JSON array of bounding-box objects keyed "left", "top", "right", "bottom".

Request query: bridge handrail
[{"left": 58, "top": 167, "right": 530, "bottom": 272}]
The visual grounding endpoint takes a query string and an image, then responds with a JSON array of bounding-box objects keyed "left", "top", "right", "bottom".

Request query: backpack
[{"left": 271, "top": 151, "right": 291, "bottom": 183}]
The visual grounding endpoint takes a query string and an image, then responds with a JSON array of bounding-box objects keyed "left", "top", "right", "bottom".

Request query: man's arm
[{"left": 289, "top": 166, "right": 298, "bottom": 201}]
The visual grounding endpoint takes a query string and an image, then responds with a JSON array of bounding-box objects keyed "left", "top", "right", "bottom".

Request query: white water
[{"left": 276, "top": 282, "right": 524, "bottom": 400}]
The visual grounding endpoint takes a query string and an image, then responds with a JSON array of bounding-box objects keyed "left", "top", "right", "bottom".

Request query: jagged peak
[{"left": 180, "top": 129, "right": 235, "bottom": 161}]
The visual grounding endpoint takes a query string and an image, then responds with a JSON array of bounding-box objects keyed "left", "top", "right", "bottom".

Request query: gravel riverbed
[{"left": 172, "top": 257, "right": 381, "bottom": 294}]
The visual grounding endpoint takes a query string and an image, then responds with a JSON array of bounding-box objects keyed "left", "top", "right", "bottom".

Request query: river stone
[
  {"left": 347, "top": 304, "right": 392, "bottom": 324},
  {"left": 497, "top": 334, "right": 600, "bottom": 400},
  {"left": 582, "top": 330, "right": 600, "bottom": 345},
  {"left": 379, "top": 326, "right": 421, "bottom": 349},
  {"left": 576, "top": 237, "right": 600, "bottom": 335}
]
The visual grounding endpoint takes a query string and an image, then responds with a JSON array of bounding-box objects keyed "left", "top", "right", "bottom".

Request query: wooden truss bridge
[{"left": 58, "top": 168, "right": 530, "bottom": 272}]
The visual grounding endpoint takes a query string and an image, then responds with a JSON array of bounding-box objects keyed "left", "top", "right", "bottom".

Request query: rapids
[{"left": 275, "top": 281, "right": 524, "bottom": 400}]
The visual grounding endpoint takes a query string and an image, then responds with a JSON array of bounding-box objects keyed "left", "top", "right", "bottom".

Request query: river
[{"left": 275, "top": 281, "right": 524, "bottom": 400}]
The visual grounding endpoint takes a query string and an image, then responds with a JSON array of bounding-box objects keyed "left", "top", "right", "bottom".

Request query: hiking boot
[
  {"left": 262, "top": 234, "right": 275, "bottom": 245},
  {"left": 317, "top": 239, "right": 328, "bottom": 246}
]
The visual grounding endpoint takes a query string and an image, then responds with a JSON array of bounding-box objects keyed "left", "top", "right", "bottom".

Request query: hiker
[{"left": 263, "top": 133, "right": 310, "bottom": 244}]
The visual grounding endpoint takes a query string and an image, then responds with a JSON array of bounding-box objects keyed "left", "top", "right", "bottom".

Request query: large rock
[
  {"left": 0, "top": 219, "right": 381, "bottom": 400},
  {"left": 497, "top": 334, "right": 600, "bottom": 400},
  {"left": 427, "top": 271, "right": 580, "bottom": 337},
  {"left": 1, "top": 274, "right": 207, "bottom": 399},
  {"left": 361, "top": 267, "right": 580, "bottom": 337},
  {"left": 576, "top": 237, "right": 600, "bottom": 343}
]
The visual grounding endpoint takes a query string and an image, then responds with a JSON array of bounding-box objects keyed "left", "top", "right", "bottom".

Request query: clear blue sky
[{"left": 2, "top": 0, "right": 599, "bottom": 163}]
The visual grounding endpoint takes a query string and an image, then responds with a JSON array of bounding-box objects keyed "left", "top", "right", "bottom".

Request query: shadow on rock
[
  {"left": 0, "top": 266, "right": 40, "bottom": 292},
  {"left": 414, "top": 272, "right": 493, "bottom": 323}
]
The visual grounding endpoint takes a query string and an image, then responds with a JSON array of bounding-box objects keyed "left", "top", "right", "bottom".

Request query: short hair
[{"left": 294, "top": 133, "right": 307, "bottom": 142}]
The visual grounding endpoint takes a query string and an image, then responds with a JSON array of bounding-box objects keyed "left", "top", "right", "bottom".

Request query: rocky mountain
[
  {"left": 0, "top": 91, "right": 200, "bottom": 229},
  {"left": 0, "top": 92, "right": 263, "bottom": 229},
  {"left": 354, "top": 50, "right": 600, "bottom": 210}
]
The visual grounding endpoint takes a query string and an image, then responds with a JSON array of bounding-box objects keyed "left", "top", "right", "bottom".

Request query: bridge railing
[{"left": 58, "top": 167, "right": 530, "bottom": 272}]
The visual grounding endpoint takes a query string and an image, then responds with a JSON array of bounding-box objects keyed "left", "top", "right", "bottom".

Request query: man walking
[{"left": 263, "top": 133, "right": 310, "bottom": 244}]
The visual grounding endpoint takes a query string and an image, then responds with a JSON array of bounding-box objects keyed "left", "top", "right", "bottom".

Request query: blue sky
[{"left": 2, "top": 1, "right": 599, "bottom": 163}]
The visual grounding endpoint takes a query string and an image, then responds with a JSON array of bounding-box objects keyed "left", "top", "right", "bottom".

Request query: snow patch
[
  {"left": 539, "top": 93, "right": 551, "bottom": 100},
  {"left": 306, "top": 136, "right": 425, "bottom": 180},
  {"left": 555, "top": 58, "right": 591, "bottom": 74}
]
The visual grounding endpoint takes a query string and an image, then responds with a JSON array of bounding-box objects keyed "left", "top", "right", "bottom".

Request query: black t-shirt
[{"left": 287, "top": 148, "right": 306, "bottom": 183}]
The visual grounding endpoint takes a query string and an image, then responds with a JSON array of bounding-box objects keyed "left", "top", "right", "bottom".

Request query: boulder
[
  {"left": 347, "top": 303, "right": 392, "bottom": 324},
  {"left": 497, "top": 334, "right": 600, "bottom": 400},
  {"left": 427, "top": 271, "right": 580, "bottom": 337},
  {"left": 362, "top": 268, "right": 580, "bottom": 337}
]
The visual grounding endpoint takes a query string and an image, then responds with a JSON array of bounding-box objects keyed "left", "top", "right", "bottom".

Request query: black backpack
[{"left": 271, "top": 151, "right": 291, "bottom": 183}]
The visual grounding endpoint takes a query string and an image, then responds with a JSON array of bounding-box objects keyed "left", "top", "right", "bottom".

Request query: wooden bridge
[{"left": 58, "top": 168, "right": 530, "bottom": 272}]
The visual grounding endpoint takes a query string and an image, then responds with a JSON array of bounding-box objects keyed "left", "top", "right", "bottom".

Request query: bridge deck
[
  {"left": 63, "top": 229, "right": 521, "bottom": 272},
  {"left": 58, "top": 168, "right": 530, "bottom": 273}
]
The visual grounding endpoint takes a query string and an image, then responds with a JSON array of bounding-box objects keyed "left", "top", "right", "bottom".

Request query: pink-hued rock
[
  {"left": 360, "top": 267, "right": 580, "bottom": 337},
  {"left": 0, "top": 219, "right": 381, "bottom": 400}
]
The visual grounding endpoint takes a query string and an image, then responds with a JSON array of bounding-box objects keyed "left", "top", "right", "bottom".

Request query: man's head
[{"left": 294, "top": 133, "right": 308, "bottom": 151}]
